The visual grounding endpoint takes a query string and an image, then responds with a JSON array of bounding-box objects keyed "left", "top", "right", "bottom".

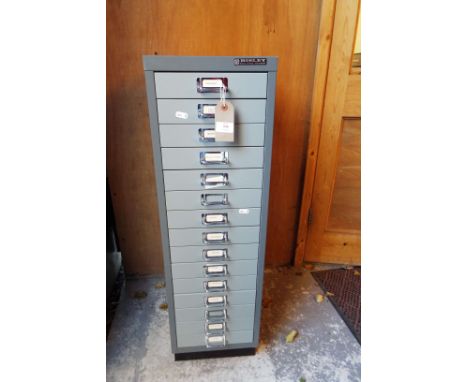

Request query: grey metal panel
[
  {"left": 176, "top": 319, "right": 254, "bottom": 334},
  {"left": 170, "top": 243, "right": 259, "bottom": 263},
  {"left": 251, "top": 71, "right": 277, "bottom": 347},
  {"left": 169, "top": 226, "right": 260, "bottom": 246},
  {"left": 143, "top": 56, "right": 278, "bottom": 72},
  {"left": 175, "top": 304, "right": 255, "bottom": 323},
  {"left": 157, "top": 99, "right": 266, "bottom": 124},
  {"left": 155, "top": 72, "right": 267, "bottom": 99},
  {"left": 165, "top": 189, "right": 262, "bottom": 211},
  {"left": 176, "top": 329, "right": 254, "bottom": 348},
  {"left": 143, "top": 71, "right": 178, "bottom": 353},
  {"left": 161, "top": 147, "right": 263, "bottom": 170},
  {"left": 173, "top": 290, "right": 256, "bottom": 309},
  {"left": 167, "top": 208, "right": 261, "bottom": 229},
  {"left": 172, "top": 260, "right": 258, "bottom": 279},
  {"left": 172, "top": 275, "right": 257, "bottom": 294},
  {"left": 163, "top": 169, "right": 263, "bottom": 191},
  {"left": 159, "top": 124, "right": 265, "bottom": 147}
]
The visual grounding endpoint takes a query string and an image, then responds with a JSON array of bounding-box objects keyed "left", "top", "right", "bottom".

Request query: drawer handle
[
  {"left": 200, "top": 173, "right": 229, "bottom": 188},
  {"left": 204, "top": 264, "right": 228, "bottom": 277},
  {"left": 200, "top": 151, "right": 229, "bottom": 165},
  {"left": 202, "top": 231, "right": 228, "bottom": 244},
  {"left": 198, "top": 104, "right": 216, "bottom": 119},
  {"left": 198, "top": 128, "right": 216, "bottom": 143},
  {"left": 205, "top": 321, "right": 225, "bottom": 333},
  {"left": 197, "top": 77, "right": 228, "bottom": 93},
  {"left": 205, "top": 333, "right": 226, "bottom": 347},
  {"left": 200, "top": 193, "right": 229, "bottom": 206},
  {"left": 205, "top": 308, "right": 227, "bottom": 321},
  {"left": 202, "top": 213, "right": 228, "bottom": 225},
  {"left": 204, "top": 280, "right": 227, "bottom": 292},
  {"left": 203, "top": 248, "right": 228, "bottom": 261},
  {"left": 205, "top": 295, "right": 227, "bottom": 307}
]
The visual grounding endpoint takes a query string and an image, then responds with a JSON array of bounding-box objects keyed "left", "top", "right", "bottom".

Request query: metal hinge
[{"left": 308, "top": 209, "right": 313, "bottom": 225}]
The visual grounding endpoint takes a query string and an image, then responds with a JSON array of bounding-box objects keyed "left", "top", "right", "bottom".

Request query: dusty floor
[{"left": 107, "top": 267, "right": 361, "bottom": 382}]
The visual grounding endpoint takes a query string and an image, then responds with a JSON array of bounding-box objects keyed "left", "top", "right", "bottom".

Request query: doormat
[{"left": 312, "top": 267, "right": 361, "bottom": 343}]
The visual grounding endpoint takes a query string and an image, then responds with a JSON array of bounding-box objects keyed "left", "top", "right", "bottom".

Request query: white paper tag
[
  {"left": 206, "top": 233, "right": 224, "bottom": 241},
  {"left": 215, "top": 121, "right": 234, "bottom": 134},
  {"left": 203, "top": 129, "right": 216, "bottom": 139},
  {"left": 205, "top": 214, "right": 224, "bottom": 223},
  {"left": 207, "top": 296, "right": 224, "bottom": 304},
  {"left": 203, "top": 105, "right": 216, "bottom": 115},
  {"left": 206, "top": 249, "right": 224, "bottom": 258},
  {"left": 175, "top": 111, "right": 188, "bottom": 119},
  {"left": 239, "top": 209, "right": 250, "bottom": 214},
  {"left": 207, "top": 265, "right": 224, "bottom": 273},
  {"left": 202, "top": 79, "right": 223, "bottom": 88},
  {"left": 208, "top": 336, "right": 223, "bottom": 343},
  {"left": 205, "top": 174, "right": 224, "bottom": 183}
]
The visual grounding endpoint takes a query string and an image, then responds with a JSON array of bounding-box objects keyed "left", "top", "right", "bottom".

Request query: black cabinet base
[{"left": 175, "top": 347, "right": 256, "bottom": 361}]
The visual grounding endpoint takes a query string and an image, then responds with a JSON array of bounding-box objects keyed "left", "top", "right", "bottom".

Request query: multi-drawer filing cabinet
[{"left": 143, "top": 56, "right": 277, "bottom": 360}]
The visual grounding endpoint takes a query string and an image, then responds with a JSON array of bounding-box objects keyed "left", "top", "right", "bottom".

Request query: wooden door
[{"left": 295, "top": 0, "right": 361, "bottom": 265}]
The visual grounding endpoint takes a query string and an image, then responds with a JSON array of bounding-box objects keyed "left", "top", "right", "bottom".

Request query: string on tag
[{"left": 220, "top": 84, "right": 227, "bottom": 109}]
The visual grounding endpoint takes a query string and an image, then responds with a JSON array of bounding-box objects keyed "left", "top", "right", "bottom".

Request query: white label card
[
  {"left": 239, "top": 209, "right": 250, "bottom": 214},
  {"left": 203, "top": 129, "right": 216, "bottom": 139},
  {"left": 175, "top": 111, "right": 188, "bottom": 119},
  {"left": 207, "top": 265, "right": 224, "bottom": 273},
  {"left": 205, "top": 214, "right": 224, "bottom": 223},
  {"left": 204, "top": 152, "right": 224, "bottom": 162},
  {"left": 202, "top": 79, "right": 223, "bottom": 88},
  {"left": 205, "top": 175, "right": 224, "bottom": 183},
  {"left": 208, "top": 323, "right": 224, "bottom": 330},
  {"left": 207, "top": 281, "right": 224, "bottom": 288},
  {"left": 203, "top": 105, "right": 216, "bottom": 115},
  {"left": 206, "top": 233, "right": 224, "bottom": 241},
  {"left": 207, "top": 296, "right": 224, "bottom": 304},
  {"left": 206, "top": 250, "right": 224, "bottom": 258},
  {"left": 208, "top": 336, "right": 224, "bottom": 343}
]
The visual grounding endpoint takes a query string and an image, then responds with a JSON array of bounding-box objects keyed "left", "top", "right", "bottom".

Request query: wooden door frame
[{"left": 295, "top": 0, "right": 360, "bottom": 266}]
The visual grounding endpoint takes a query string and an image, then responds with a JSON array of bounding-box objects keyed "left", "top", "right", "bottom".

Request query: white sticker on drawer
[
  {"left": 202, "top": 79, "right": 223, "bottom": 88},
  {"left": 205, "top": 174, "right": 224, "bottom": 183},
  {"left": 206, "top": 249, "right": 224, "bottom": 258},
  {"left": 205, "top": 214, "right": 224, "bottom": 223},
  {"left": 239, "top": 209, "right": 250, "bottom": 214},
  {"left": 203, "top": 105, "right": 216, "bottom": 115},
  {"left": 203, "top": 129, "right": 216, "bottom": 139},
  {"left": 207, "top": 296, "right": 224, "bottom": 304},
  {"left": 206, "top": 233, "right": 224, "bottom": 241},
  {"left": 175, "top": 111, "right": 188, "bottom": 119}
]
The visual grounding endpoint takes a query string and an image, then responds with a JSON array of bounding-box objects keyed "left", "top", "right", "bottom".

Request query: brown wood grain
[{"left": 107, "top": 0, "right": 322, "bottom": 274}]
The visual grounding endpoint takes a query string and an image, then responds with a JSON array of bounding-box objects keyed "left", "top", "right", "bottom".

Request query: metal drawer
[
  {"left": 161, "top": 147, "right": 264, "bottom": 170},
  {"left": 173, "top": 290, "right": 256, "bottom": 309},
  {"left": 154, "top": 72, "right": 267, "bottom": 99},
  {"left": 159, "top": 124, "right": 265, "bottom": 147},
  {"left": 175, "top": 304, "right": 255, "bottom": 323},
  {"left": 170, "top": 243, "right": 259, "bottom": 263},
  {"left": 176, "top": 319, "right": 254, "bottom": 335},
  {"left": 163, "top": 169, "right": 263, "bottom": 191},
  {"left": 172, "top": 260, "right": 257, "bottom": 279},
  {"left": 169, "top": 226, "right": 260, "bottom": 246},
  {"left": 167, "top": 208, "right": 260, "bottom": 229},
  {"left": 165, "top": 189, "right": 262, "bottom": 211},
  {"left": 176, "top": 329, "right": 254, "bottom": 348},
  {"left": 172, "top": 274, "right": 257, "bottom": 294},
  {"left": 157, "top": 99, "right": 266, "bottom": 124}
]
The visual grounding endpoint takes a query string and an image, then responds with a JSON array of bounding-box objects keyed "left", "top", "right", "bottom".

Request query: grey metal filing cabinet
[{"left": 143, "top": 56, "right": 277, "bottom": 360}]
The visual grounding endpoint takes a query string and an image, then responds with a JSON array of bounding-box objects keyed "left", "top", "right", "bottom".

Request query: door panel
[{"left": 295, "top": 0, "right": 361, "bottom": 265}]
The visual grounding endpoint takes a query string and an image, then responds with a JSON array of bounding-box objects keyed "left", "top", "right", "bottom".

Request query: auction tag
[{"left": 215, "top": 101, "right": 235, "bottom": 142}]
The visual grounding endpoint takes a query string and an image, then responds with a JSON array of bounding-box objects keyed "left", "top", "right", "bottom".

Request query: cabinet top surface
[{"left": 143, "top": 56, "right": 278, "bottom": 72}]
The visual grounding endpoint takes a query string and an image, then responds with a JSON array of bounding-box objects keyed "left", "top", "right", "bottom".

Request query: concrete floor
[{"left": 107, "top": 267, "right": 361, "bottom": 382}]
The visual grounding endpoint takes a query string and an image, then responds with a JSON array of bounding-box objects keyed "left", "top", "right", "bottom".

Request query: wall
[{"left": 107, "top": 0, "right": 322, "bottom": 275}]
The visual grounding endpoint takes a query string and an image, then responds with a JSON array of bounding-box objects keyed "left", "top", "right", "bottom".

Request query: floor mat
[{"left": 312, "top": 267, "right": 361, "bottom": 343}]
